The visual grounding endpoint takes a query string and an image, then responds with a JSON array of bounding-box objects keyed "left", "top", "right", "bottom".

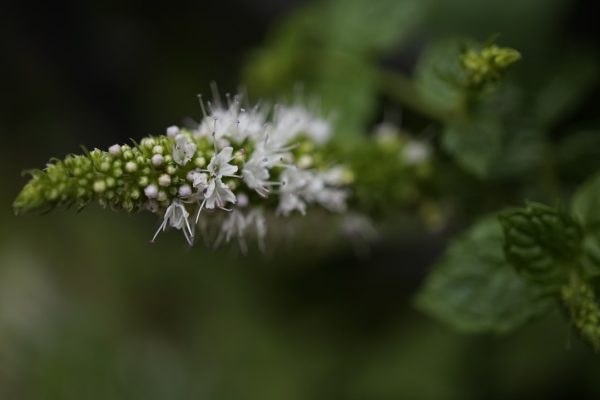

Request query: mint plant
[{"left": 13, "top": 32, "right": 600, "bottom": 353}]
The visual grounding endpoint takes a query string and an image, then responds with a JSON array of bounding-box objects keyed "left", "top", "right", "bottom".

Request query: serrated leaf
[
  {"left": 499, "top": 202, "right": 583, "bottom": 286},
  {"left": 442, "top": 116, "right": 502, "bottom": 177},
  {"left": 572, "top": 173, "right": 600, "bottom": 277},
  {"left": 415, "top": 216, "right": 552, "bottom": 334}
]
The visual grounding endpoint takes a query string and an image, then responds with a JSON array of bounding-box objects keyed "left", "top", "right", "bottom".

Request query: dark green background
[{"left": 1, "top": 0, "right": 600, "bottom": 398}]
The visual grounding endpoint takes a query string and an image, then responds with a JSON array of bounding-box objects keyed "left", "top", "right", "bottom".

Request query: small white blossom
[
  {"left": 151, "top": 154, "right": 164, "bottom": 166},
  {"left": 214, "top": 208, "right": 267, "bottom": 253},
  {"left": 237, "top": 193, "right": 249, "bottom": 208},
  {"left": 144, "top": 184, "right": 158, "bottom": 199},
  {"left": 204, "top": 178, "right": 236, "bottom": 210},
  {"left": 151, "top": 200, "right": 194, "bottom": 245},
  {"left": 271, "top": 105, "right": 332, "bottom": 145},
  {"left": 403, "top": 141, "right": 431, "bottom": 165},
  {"left": 158, "top": 174, "right": 171, "bottom": 187},
  {"left": 192, "top": 172, "right": 209, "bottom": 191},
  {"left": 215, "top": 209, "right": 248, "bottom": 251},
  {"left": 207, "top": 146, "right": 238, "bottom": 178},
  {"left": 108, "top": 144, "right": 121, "bottom": 156},
  {"left": 172, "top": 134, "right": 197, "bottom": 166},
  {"left": 303, "top": 172, "right": 348, "bottom": 213},
  {"left": 242, "top": 156, "right": 270, "bottom": 197},
  {"left": 153, "top": 145, "right": 164, "bottom": 154},
  {"left": 306, "top": 117, "right": 331, "bottom": 144},
  {"left": 125, "top": 161, "right": 137, "bottom": 173},
  {"left": 373, "top": 122, "right": 400, "bottom": 143},
  {"left": 237, "top": 107, "right": 266, "bottom": 140},
  {"left": 178, "top": 184, "right": 192, "bottom": 197},
  {"left": 166, "top": 125, "right": 180, "bottom": 137},
  {"left": 277, "top": 168, "right": 309, "bottom": 216}
]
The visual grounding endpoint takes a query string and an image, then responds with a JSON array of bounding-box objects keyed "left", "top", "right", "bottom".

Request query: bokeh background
[{"left": 2, "top": 0, "right": 600, "bottom": 398}]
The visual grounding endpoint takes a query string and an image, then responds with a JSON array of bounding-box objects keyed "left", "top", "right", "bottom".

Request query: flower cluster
[
  {"left": 14, "top": 95, "right": 352, "bottom": 251},
  {"left": 460, "top": 44, "right": 521, "bottom": 89}
]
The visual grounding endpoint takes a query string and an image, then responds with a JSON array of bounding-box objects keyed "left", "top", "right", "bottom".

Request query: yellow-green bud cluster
[
  {"left": 561, "top": 274, "right": 600, "bottom": 351},
  {"left": 460, "top": 44, "right": 521, "bottom": 89},
  {"left": 13, "top": 131, "right": 220, "bottom": 214}
]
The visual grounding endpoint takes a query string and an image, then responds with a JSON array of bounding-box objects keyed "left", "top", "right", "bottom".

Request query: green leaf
[
  {"left": 442, "top": 116, "right": 502, "bottom": 177},
  {"left": 415, "top": 216, "right": 552, "bottom": 334},
  {"left": 414, "top": 38, "right": 466, "bottom": 113},
  {"left": 499, "top": 202, "right": 583, "bottom": 286},
  {"left": 319, "top": 0, "right": 424, "bottom": 54},
  {"left": 572, "top": 173, "right": 600, "bottom": 277},
  {"left": 243, "top": 0, "right": 426, "bottom": 137}
]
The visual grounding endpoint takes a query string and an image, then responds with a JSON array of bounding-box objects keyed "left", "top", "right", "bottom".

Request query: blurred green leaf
[
  {"left": 416, "top": 216, "right": 552, "bottom": 333},
  {"left": 572, "top": 173, "right": 600, "bottom": 277},
  {"left": 442, "top": 116, "right": 502, "bottom": 177},
  {"left": 499, "top": 202, "right": 583, "bottom": 286},
  {"left": 414, "top": 38, "right": 466, "bottom": 113},
  {"left": 244, "top": 0, "right": 426, "bottom": 136},
  {"left": 488, "top": 127, "right": 545, "bottom": 178}
]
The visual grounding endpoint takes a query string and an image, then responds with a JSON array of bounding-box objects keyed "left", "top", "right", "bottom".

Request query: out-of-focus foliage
[
  {"left": 4, "top": 0, "right": 600, "bottom": 397},
  {"left": 244, "top": 0, "right": 426, "bottom": 137}
]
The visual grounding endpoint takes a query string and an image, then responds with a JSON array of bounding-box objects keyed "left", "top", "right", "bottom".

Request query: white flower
[
  {"left": 306, "top": 117, "right": 331, "bottom": 144},
  {"left": 249, "top": 209, "right": 267, "bottom": 252},
  {"left": 272, "top": 105, "right": 309, "bottom": 143},
  {"left": 108, "top": 144, "right": 121, "bottom": 155},
  {"left": 144, "top": 184, "right": 158, "bottom": 199},
  {"left": 204, "top": 178, "right": 236, "bottom": 210},
  {"left": 237, "top": 192, "right": 249, "bottom": 207},
  {"left": 271, "top": 105, "right": 332, "bottom": 145},
  {"left": 151, "top": 154, "right": 164, "bottom": 166},
  {"left": 178, "top": 184, "right": 192, "bottom": 197},
  {"left": 237, "top": 107, "right": 266, "bottom": 140},
  {"left": 191, "top": 172, "right": 209, "bottom": 191},
  {"left": 373, "top": 122, "right": 400, "bottom": 143},
  {"left": 403, "top": 141, "right": 431, "bottom": 165},
  {"left": 278, "top": 192, "right": 306, "bottom": 216},
  {"left": 315, "top": 187, "right": 348, "bottom": 212},
  {"left": 303, "top": 172, "right": 348, "bottom": 213},
  {"left": 158, "top": 174, "right": 171, "bottom": 187},
  {"left": 193, "top": 175, "right": 238, "bottom": 224},
  {"left": 151, "top": 200, "right": 194, "bottom": 246},
  {"left": 195, "top": 99, "right": 267, "bottom": 143},
  {"left": 242, "top": 156, "right": 270, "bottom": 197},
  {"left": 172, "top": 134, "right": 197, "bottom": 166},
  {"left": 207, "top": 146, "right": 238, "bottom": 178},
  {"left": 166, "top": 125, "right": 180, "bottom": 137},
  {"left": 277, "top": 168, "right": 309, "bottom": 216},
  {"left": 215, "top": 209, "right": 248, "bottom": 251},
  {"left": 321, "top": 166, "right": 347, "bottom": 185},
  {"left": 215, "top": 208, "right": 268, "bottom": 253}
]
